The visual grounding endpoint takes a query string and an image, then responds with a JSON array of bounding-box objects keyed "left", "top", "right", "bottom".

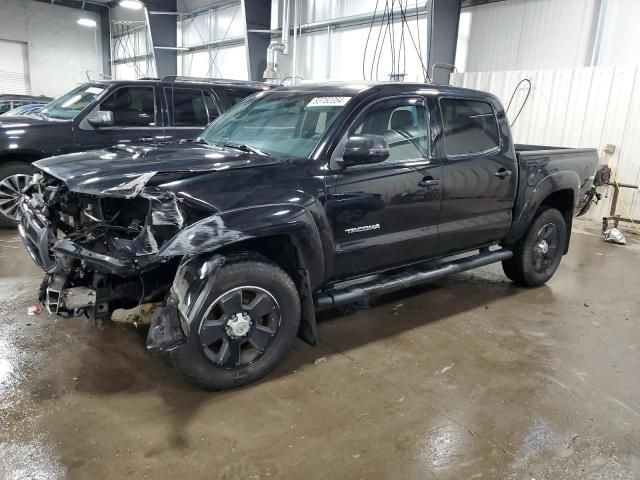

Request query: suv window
[
  {"left": 217, "top": 88, "right": 257, "bottom": 109},
  {"left": 440, "top": 98, "right": 499, "bottom": 156},
  {"left": 101, "top": 86, "right": 156, "bottom": 127},
  {"left": 352, "top": 100, "right": 429, "bottom": 162},
  {"left": 166, "top": 88, "right": 217, "bottom": 126}
]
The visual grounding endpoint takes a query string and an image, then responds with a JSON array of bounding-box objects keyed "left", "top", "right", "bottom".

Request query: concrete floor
[{"left": 0, "top": 221, "right": 638, "bottom": 480}]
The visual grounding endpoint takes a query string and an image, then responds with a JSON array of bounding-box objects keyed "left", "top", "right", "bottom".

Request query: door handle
[
  {"left": 495, "top": 169, "right": 512, "bottom": 179},
  {"left": 140, "top": 137, "right": 156, "bottom": 142},
  {"left": 418, "top": 178, "right": 441, "bottom": 188}
]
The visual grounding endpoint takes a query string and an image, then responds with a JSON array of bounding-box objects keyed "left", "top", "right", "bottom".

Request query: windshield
[
  {"left": 40, "top": 83, "right": 106, "bottom": 120},
  {"left": 199, "top": 92, "right": 352, "bottom": 158}
]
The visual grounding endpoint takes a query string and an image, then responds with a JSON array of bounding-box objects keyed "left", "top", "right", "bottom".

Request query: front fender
[
  {"left": 157, "top": 203, "right": 325, "bottom": 287},
  {"left": 505, "top": 170, "right": 579, "bottom": 244}
]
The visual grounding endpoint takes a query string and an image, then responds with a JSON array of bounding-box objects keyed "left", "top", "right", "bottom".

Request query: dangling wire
[
  {"left": 506, "top": 78, "right": 532, "bottom": 127},
  {"left": 362, "top": 0, "right": 380, "bottom": 80},
  {"left": 397, "top": 1, "right": 428, "bottom": 81}
]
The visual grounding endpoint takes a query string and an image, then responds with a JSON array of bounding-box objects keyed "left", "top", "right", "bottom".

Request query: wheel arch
[
  {"left": 505, "top": 171, "right": 579, "bottom": 253},
  {"left": 158, "top": 204, "right": 326, "bottom": 345}
]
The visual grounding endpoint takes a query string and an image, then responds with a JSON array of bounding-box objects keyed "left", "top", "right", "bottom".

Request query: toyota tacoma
[{"left": 17, "top": 82, "right": 606, "bottom": 390}]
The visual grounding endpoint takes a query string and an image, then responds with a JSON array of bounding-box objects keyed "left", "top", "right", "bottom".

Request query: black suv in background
[{"left": 0, "top": 76, "right": 270, "bottom": 226}]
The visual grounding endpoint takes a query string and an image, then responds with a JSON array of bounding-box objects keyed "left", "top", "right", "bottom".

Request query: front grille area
[{"left": 18, "top": 199, "right": 57, "bottom": 272}]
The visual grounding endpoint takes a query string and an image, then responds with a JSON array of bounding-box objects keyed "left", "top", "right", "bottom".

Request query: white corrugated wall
[{"left": 451, "top": 67, "right": 640, "bottom": 223}]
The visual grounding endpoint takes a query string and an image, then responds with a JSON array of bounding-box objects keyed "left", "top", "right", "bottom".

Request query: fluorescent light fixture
[
  {"left": 119, "top": 0, "right": 144, "bottom": 9},
  {"left": 77, "top": 18, "right": 97, "bottom": 27}
]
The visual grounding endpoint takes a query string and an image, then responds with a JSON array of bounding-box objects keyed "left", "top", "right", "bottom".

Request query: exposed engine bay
[{"left": 19, "top": 170, "right": 211, "bottom": 324}]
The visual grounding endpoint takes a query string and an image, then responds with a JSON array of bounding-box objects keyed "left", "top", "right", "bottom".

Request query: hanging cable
[
  {"left": 371, "top": 0, "right": 389, "bottom": 80},
  {"left": 362, "top": 0, "right": 380, "bottom": 80},
  {"left": 397, "top": 1, "right": 428, "bottom": 81},
  {"left": 506, "top": 78, "right": 532, "bottom": 127}
]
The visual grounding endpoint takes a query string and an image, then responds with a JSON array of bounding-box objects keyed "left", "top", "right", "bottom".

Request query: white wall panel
[
  {"left": 597, "top": 0, "right": 640, "bottom": 66},
  {"left": 455, "top": 0, "right": 597, "bottom": 73},
  {"left": 0, "top": 0, "right": 104, "bottom": 97},
  {"left": 452, "top": 66, "right": 640, "bottom": 222}
]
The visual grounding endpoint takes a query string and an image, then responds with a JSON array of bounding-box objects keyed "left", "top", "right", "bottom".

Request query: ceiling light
[
  {"left": 119, "top": 0, "right": 144, "bottom": 9},
  {"left": 77, "top": 18, "right": 97, "bottom": 27}
]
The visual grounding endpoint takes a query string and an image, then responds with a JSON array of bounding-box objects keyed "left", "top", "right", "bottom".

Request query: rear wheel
[
  {"left": 0, "top": 162, "right": 35, "bottom": 227},
  {"left": 502, "top": 207, "right": 567, "bottom": 287},
  {"left": 169, "top": 256, "right": 301, "bottom": 390}
]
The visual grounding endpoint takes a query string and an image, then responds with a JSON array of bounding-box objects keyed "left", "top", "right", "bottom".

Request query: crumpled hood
[{"left": 34, "top": 142, "right": 284, "bottom": 196}]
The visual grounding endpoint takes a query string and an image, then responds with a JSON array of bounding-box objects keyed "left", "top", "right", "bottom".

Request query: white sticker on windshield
[
  {"left": 85, "top": 87, "right": 105, "bottom": 95},
  {"left": 307, "top": 96, "right": 351, "bottom": 108}
]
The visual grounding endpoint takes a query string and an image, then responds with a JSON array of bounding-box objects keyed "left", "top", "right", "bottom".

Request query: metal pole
[{"left": 292, "top": 0, "right": 299, "bottom": 84}]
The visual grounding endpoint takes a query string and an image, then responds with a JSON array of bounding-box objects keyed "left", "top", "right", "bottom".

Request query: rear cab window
[{"left": 440, "top": 98, "right": 500, "bottom": 156}]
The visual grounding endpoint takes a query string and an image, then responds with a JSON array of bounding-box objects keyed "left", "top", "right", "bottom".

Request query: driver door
[
  {"left": 325, "top": 96, "right": 443, "bottom": 278},
  {"left": 73, "top": 85, "right": 166, "bottom": 151}
]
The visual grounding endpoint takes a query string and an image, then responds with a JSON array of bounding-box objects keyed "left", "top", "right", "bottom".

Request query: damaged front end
[{"left": 17, "top": 169, "right": 217, "bottom": 350}]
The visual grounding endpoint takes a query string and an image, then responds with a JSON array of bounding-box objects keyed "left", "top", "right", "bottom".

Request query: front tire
[
  {"left": 0, "top": 162, "right": 35, "bottom": 227},
  {"left": 502, "top": 207, "right": 567, "bottom": 287},
  {"left": 169, "top": 255, "right": 301, "bottom": 390}
]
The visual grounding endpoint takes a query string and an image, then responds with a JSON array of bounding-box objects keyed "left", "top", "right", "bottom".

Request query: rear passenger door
[
  {"left": 437, "top": 97, "right": 517, "bottom": 255},
  {"left": 163, "top": 87, "right": 221, "bottom": 141}
]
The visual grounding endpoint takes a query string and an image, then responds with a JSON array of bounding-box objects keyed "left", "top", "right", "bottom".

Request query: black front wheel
[
  {"left": 502, "top": 207, "right": 568, "bottom": 287},
  {"left": 169, "top": 255, "right": 301, "bottom": 390}
]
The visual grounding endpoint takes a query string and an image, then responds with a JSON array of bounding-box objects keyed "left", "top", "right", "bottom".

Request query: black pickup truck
[
  {"left": 17, "top": 82, "right": 605, "bottom": 390},
  {"left": 0, "top": 76, "right": 269, "bottom": 226}
]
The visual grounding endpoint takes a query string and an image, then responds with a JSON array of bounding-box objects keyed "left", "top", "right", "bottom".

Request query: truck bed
[{"left": 515, "top": 143, "right": 599, "bottom": 210}]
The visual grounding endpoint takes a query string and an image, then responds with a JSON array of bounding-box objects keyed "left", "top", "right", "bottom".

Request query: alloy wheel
[
  {"left": 0, "top": 174, "right": 31, "bottom": 220},
  {"left": 198, "top": 286, "right": 280, "bottom": 369},
  {"left": 532, "top": 223, "right": 560, "bottom": 274}
]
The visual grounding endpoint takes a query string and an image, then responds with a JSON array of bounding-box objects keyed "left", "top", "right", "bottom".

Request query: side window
[
  {"left": 440, "top": 98, "right": 499, "bottom": 156},
  {"left": 101, "top": 87, "right": 156, "bottom": 127},
  {"left": 351, "top": 100, "right": 429, "bottom": 162},
  {"left": 217, "top": 88, "right": 255, "bottom": 109},
  {"left": 166, "top": 88, "right": 210, "bottom": 126},
  {"left": 203, "top": 92, "right": 220, "bottom": 121}
]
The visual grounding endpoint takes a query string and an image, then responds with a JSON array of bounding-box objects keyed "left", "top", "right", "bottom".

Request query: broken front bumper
[{"left": 17, "top": 198, "right": 58, "bottom": 272}]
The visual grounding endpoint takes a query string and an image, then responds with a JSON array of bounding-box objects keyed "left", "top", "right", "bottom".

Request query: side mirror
[
  {"left": 342, "top": 134, "right": 390, "bottom": 167},
  {"left": 87, "top": 110, "right": 114, "bottom": 127}
]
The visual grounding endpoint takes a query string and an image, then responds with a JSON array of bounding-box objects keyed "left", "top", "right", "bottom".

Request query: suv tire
[{"left": 0, "top": 162, "right": 35, "bottom": 227}]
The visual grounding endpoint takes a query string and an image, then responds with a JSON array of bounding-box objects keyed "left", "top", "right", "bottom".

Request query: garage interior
[{"left": 1, "top": 0, "right": 639, "bottom": 478}]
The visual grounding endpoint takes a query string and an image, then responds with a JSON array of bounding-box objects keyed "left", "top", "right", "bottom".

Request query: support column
[
  {"left": 427, "top": 0, "right": 461, "bottom": 84},
  {"left": 144, "top": 0, "right": 177, "bottom": 78},
  {"left": 242, "top": 0, "right": 272, "bottom": 81}
]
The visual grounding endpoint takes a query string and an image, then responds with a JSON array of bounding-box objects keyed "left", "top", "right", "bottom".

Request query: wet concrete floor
[{"left": 0, "top": 220, "right": 638, "bottom": 479}]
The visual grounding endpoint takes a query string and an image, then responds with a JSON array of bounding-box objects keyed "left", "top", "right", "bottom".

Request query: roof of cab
[{"left": 270, "top": 81, "right": 502, "bottom": 106}]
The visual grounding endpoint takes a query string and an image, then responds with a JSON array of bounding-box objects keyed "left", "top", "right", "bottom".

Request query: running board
[{"left": 315, "top": 248, "right": 513, "bottom": 310}]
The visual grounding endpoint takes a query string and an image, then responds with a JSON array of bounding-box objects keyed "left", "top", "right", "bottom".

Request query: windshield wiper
[
  {"left": 194, "top": 138, "right": 209, "bottom": 145},
  {"left": 218, "top": 142, "right": 270, "bottom": 157}
]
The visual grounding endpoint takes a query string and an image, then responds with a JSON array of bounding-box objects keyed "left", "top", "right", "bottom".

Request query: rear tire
[
  {"left": 502, "top": 207, "right": 567, "bottom": 287},
  {"left": 0, "top": 162, "right": 35, "bottom": 228},
  {"left": 169, "top": 255, "right": 301, "bottom": 391}
]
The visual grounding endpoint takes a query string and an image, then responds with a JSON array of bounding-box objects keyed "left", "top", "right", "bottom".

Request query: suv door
[
  {"left": 163, "top": 87, "right": 220, "bottom": 142},
  {"left": 326, "top": 96, "right": 443, "bottom": 278},
  {"left": 74, "top": 85, "right": 165, "bottom": 149},
  {"left": 437, "top": 97, "right": 517, "bottom": 255}
]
